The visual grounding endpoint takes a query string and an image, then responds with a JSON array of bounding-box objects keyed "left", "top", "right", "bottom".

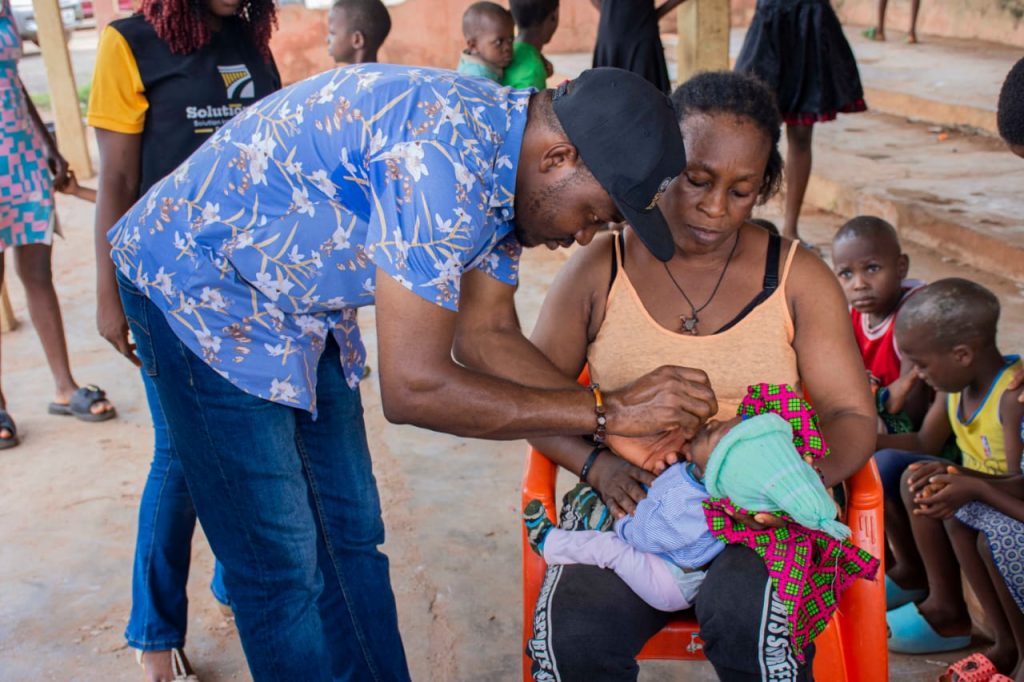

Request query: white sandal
[{"left": 135, "top": 648, "right": 200, "bottom": 681}]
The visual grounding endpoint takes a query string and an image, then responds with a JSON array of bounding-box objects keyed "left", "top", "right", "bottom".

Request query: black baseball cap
[{"left": 552, "top": 68, "right": 685, "bottom": 262}]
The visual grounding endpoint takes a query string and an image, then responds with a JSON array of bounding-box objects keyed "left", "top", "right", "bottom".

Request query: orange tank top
[{"left": 587, "top": 233, "right": 802, "bottom": 418}]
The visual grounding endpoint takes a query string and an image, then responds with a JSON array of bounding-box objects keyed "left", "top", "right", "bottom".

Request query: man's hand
[
  {"left": 97, "top": 285, "right": 140, "bottom": 366},
  {"left": 905, "top": 460, "right": 953, "bottom": 495},
  {"left": 605, "top": 429, "right": 687, "bottom": 474},
  {"left": 587, "top": 453, "right": 657, "bottom": 518},
  {"left": 604, "top": 365, "right": 717, "bottom": 438},
  {"left": 885, "top": 371, "right": 919, "bottom": 414}
]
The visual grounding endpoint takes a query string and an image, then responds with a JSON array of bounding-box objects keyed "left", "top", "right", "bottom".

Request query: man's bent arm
[{"left": 375, "top": 269, "right": 715, "bottom": 440}]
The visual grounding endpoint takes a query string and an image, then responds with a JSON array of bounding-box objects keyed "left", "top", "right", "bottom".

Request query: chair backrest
[{"left": 520, "top": 448, "right": 888, "bottom": 681}]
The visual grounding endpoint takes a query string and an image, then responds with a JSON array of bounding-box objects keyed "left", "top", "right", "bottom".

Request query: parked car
[{"left": 10, "top": 0, "right": 82, "bottom": 44}]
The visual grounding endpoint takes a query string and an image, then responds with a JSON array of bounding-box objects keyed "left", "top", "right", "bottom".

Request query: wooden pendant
[{"left": 681, "top": 316, "right": 699, "bottom": 334}]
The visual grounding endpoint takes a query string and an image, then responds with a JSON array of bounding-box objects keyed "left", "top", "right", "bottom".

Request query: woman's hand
[
  {"left": 46, "top": 147, "right": 70, "bottom": 192},
  {"left": 605, "top": 428, "right": 687, "bottom": 474},
  {"left": 587, "top": 453, "right": 657, "bottom": 518},
  {"left": 725, "top": 508, "right": 786, "bottom": 529}
]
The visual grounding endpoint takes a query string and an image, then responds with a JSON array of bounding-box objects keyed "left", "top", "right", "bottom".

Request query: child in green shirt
[{"left": 503, "top": 0, "right": 559, "bottom": 90}]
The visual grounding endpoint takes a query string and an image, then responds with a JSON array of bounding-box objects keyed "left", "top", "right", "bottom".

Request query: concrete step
[
  {"left": 730, "top": 25, "right": 1017, "bottom": 137},
  {"left": 798, "top": 110, "right": 1024, "bottom": 281}
]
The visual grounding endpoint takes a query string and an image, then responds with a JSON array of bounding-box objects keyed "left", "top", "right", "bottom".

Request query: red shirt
[{"left": 851, "top": 282, "right": 924, "bottom": 387}]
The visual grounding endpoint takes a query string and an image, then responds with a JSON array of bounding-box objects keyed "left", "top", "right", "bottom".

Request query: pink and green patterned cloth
[{"left": 702, "top": 383, "right": 880, "bottom": 660}]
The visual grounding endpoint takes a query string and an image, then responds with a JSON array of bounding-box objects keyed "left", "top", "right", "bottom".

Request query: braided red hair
[{"left": 140, "top": 0, "right": 277, "bottom": 59}]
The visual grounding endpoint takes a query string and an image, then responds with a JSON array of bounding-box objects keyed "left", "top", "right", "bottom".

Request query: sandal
[
  {"left": 939, "top": 653, "right": 997, "bottom": 682},
  {"left": 47, "top": 385, "right": 117, "bottom": 423},
  {"left": 136, "top": 648, "right": 200, "bottom": 681},
  {"left": 0, "top": 409, "right": 18, "bottom": 450},
  {"left": 887, "top": 602, "right": 971, "bottom": 654}
]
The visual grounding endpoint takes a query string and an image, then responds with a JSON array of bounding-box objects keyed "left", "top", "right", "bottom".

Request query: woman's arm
[
  {"left": 20, "top": 79, "right": 69, "bottom": 190},
  {"left": 655, "top": 0, "right": 687, "bottom": 20},
  {"left": 789, "top": 247, "right": 877, "bottom": 487},
  {"left": 94, "top": 128, "right": 143, "bottom": 365}
]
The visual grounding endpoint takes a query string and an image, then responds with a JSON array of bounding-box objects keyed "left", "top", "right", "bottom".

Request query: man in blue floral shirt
[{"left": 100, "top": 64, "right": 716, "bottom": 680}]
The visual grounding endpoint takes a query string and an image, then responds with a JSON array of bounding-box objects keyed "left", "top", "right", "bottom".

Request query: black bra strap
[{"left": 714, "top": 233, "right": 782, "bottom": 334}]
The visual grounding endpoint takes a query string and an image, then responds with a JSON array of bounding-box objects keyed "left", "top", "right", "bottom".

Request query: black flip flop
[
  {"left": 0, "top": 409, "right": 19, "bottom": 450},
  {"left": 48, "top": 385, "right": 117, "bottom": 423}
]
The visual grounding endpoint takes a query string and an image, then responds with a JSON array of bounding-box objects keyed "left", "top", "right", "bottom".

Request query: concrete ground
[{"left": 2, "top": 189, "right": 1022, "bottom": 681}]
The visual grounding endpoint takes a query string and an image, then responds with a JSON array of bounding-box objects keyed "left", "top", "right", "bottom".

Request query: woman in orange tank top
[{"left": 525, "top": 72, "right": 876, "bottom": 681}]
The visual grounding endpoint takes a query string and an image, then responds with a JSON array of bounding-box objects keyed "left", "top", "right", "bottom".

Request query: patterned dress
[
  {"left": 955, "top": 456, "right": 1024, "bottom": 613},
  {"left": 0, "top": 0, "right": 54, "bottom": 250}
]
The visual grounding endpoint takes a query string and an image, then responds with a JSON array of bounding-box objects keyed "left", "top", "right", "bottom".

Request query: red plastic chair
[{"left": 521, "top": 438, "right": 888, "bottom": 681}]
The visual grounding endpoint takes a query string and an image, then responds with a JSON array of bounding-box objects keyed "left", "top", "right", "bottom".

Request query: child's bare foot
[
  {"left": 887, "top": 565, "right": 927, "bottom": 591},
  {"left": 916, "top": 596, "right": 972, "bottom": 638},
  {"left": 984, "top": 644, "right": 1020, "bottom": 676},
  {"left": 138, "top": 648, "right": 198, "bottom": 681},
  {"left": 862, "top": 27, "right": 885, "bottom": 41},
  {"left": 907, "top": 33, "right": 918, "bottom": 44}
]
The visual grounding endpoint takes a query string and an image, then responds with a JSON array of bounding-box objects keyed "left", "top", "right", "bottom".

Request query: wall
[
  {"left": 270, "top": 0, "right": 676, "bottom": 85},
  {"left": 731, "top": 0, "right": 1024, "bottom": 47}
]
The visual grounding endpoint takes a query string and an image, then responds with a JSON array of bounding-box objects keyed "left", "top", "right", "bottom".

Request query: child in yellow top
[{"left": 878, "top": 278, "right": 1023, "bottom": 655}]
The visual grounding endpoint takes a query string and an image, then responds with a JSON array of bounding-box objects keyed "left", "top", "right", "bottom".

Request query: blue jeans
[
  {"left": 125, "top": 372, "right": 229, "bottom": 651},
  {"left": 118, "top": 276, "right": 409, "bottom": 682},
  {"left": 874, "top": 448, "right": 948, "bottom": 501}
]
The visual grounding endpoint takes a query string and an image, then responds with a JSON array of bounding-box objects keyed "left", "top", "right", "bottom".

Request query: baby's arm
[{"left": 615, "top": 467, "right": 709, "bottom": 556}]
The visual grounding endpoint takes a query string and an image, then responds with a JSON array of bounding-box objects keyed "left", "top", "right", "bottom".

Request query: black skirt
[
  {"left": 735, "top": 0, "right": 866, "bottom": 125},
  {"left": 592, "top": 0, "right": 671, "bottom": 94}
]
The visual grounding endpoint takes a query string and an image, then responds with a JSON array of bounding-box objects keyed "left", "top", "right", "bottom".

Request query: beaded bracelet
[
  {"left": 588, "top": 382, "right": 607, "bottom": 444},
  {"left": 580, "top": 445, "right": 606, "bottom": 484}
]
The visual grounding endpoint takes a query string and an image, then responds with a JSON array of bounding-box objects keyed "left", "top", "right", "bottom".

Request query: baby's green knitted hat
[{"left": 702, "top": 413, "right": 849, "bottom": 540}]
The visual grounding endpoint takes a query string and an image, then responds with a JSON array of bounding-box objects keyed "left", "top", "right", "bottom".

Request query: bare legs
[
  {"left": 874, "top": 0, "right": 888, "bottom": 40},
  {"left": 784, "top": 123, "right": 814, "bottom": 241},
  {"left": 886, "top": 498, "right": 927, "bottom": 589},
  {"left": 899, "top": 467, "right": 971, "bottom": 637},
  {"left": 907, "top": 0, "right": 920, "bottom": 43},
  {"left": 0, "top": 243, "right": 113, "bottom": 434}
]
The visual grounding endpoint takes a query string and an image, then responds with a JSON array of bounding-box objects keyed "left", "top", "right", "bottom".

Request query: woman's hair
[
  {"left": 670, "top": 71, "right": 783, "bottom": 205},
  {"left": 998, "top": 57, "right": 1024, "bottom": 146},
  {"left": 141, "top": 0, "right": 277, "bottom": 58}
]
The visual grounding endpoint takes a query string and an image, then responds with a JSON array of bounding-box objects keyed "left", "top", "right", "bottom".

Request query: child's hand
[
  {"left": 913, "top": 467, "right": 984, "bottom": 519},
  {"left": 588, "top": 453, "right": 657, "bottom": 518},
  {"left": 905, "top": 460, "right": 952, "bottom": 495},
  {"left": 58, "top": 168, "right": 80, "bottom": 196},
  {"left": 542, "top": 56, "right": 554, "bottom": 77},
  {"left": 885, "top": 371, "right": 919, "bottom": 414}
]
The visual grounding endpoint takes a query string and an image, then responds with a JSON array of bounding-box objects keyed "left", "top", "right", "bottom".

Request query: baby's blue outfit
[
  {"left": 457, "top": 52, "right": 502, "bottom": 82},
  {"left": 614, "top": 463, "right": 724, "bottom": 569}
]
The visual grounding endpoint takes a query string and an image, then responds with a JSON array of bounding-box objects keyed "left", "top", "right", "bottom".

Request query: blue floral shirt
[{"left": 108, "top": 65, "right": 528, "bottom": 412}]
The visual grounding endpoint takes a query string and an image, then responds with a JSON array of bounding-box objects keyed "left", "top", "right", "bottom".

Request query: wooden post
[
  {"left": 30, "top": 0, "right": 93, "bottom": 179},
  {"left": 0, "top": 285, "right": 16, "bottom": 333},
  {"left": 676, "top": 0, "right": 731, "bottom": 82}
]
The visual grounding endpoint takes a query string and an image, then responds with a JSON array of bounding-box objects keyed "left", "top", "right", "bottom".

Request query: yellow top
[
  {"left": 588, "top": 234, "right": 801, "bottom": 418},
  {"left": 947, "top": 355, "right": 1022, "bottom": 474},
  {"left": 86, "top": 25, "right": 147, "bottom": 134}
]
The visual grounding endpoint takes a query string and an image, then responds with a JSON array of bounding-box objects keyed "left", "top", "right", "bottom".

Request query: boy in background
[
  {"left": 879, "top": 279, "right": 1022, "bottom": 654},
  {"left": 503, "top": 0, "right": 558, "bottom": 90},
  {"left": 327, "top": 0, "right": 391, "bottom": 65},
  {"left": 999, "top": 57, "right": 1024, "bottom": 158},
  {"left": 457, "top": 1, "right": 514, "bottom": 82}
]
